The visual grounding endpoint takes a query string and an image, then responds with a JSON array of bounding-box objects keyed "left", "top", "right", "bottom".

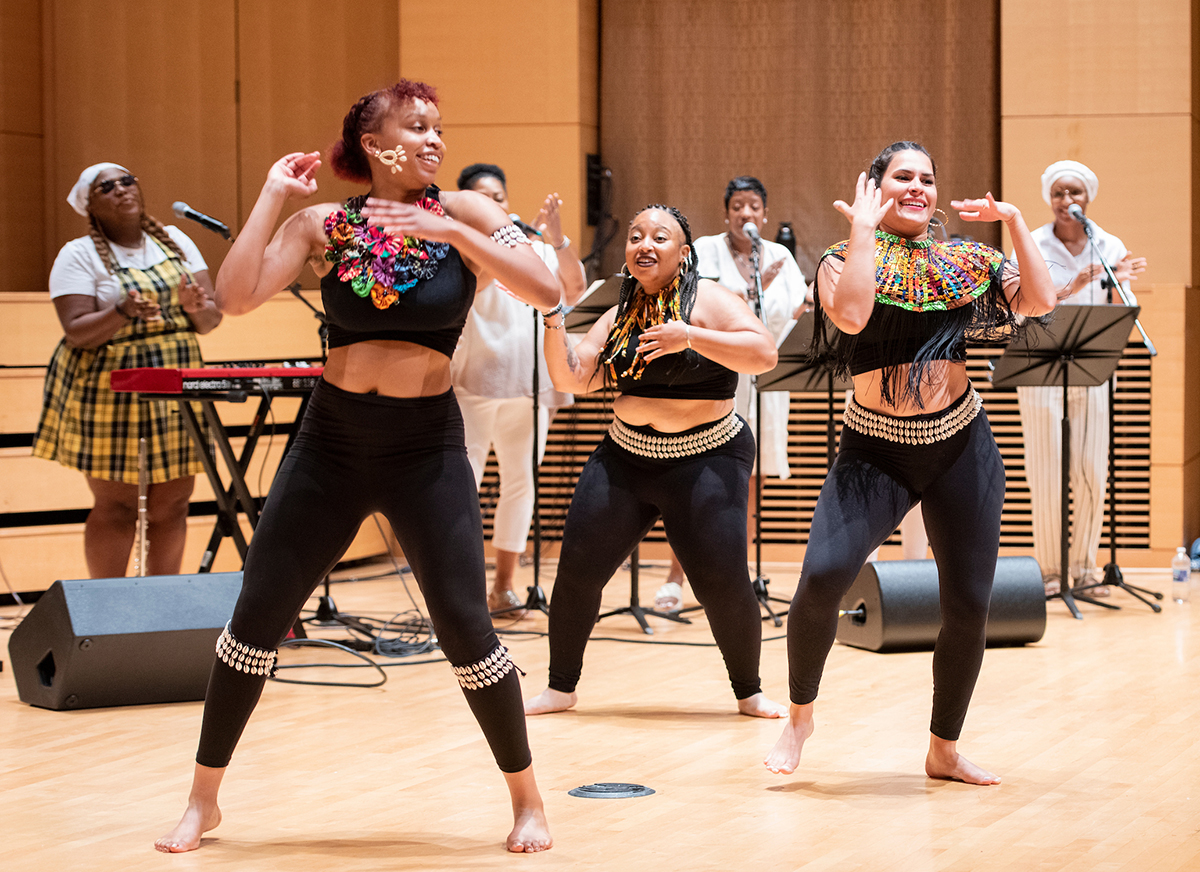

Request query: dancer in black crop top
[
  {"left": 157, "top": 81, "right": 560, "bottom": 856},
  {"left": 524, "top": 204, "right": 788, "bottom": 721},
  {"left": 764, "top": 142, "right": 1057, "bottom": 787}
]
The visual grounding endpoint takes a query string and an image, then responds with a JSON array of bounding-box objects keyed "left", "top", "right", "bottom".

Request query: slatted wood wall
[{"left": 479, "top": 341, "right": 1154, "bottom": 552}]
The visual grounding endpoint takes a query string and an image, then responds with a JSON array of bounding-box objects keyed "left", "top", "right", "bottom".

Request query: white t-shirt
[
  {"left": 451, "top": 239, "right": 581, "bottom": 405},
  {"left": 693, "top": 233, "right": 807, "bottom": 479},
  {"left": 1028, "top": 221, "right": 1135, "bottom": 306},
  {"left": 48, "top": 226, "right": 207, "bottom": 307}
]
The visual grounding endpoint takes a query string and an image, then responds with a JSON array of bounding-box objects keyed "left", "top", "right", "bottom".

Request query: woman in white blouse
[
  {"left": 656, "top": 176, "right": 807, "bottom": 609},
  {"left": 33, "top": 163, "right": 222, "bottom": 578},
  {"left": 1017, "top": 160, "right": 1146, "bottom": 595}
]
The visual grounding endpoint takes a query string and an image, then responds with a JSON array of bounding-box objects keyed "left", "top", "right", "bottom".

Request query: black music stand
[
  {"left": 992, "top": 304, "right": 1138, "bottom": 619},
  {"left": 567, "top": 276, "right": 691, "bottom": 634}
]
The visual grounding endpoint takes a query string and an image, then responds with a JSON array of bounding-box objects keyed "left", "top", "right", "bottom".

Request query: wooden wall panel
[
  {"left": 401, "top": 0, "right": 597, "bottom": 256},
  {"left": 1001, "top": 0, "right": 1196, "bottom": 553},
  {"left": 1001, "top": 0, "right": 1191, "bottom": 117},
  {"left": 599, "top": 0, "right": 1001, "bottom": 279},
  {"left": 235, "top": 0, "right": 400, "bottom": 267},
  {"left": 0, "top": 0, "right": 45, "bottom": 292},
  {"left": 44, "top": 0, "right": 239, "bottom": 286}
]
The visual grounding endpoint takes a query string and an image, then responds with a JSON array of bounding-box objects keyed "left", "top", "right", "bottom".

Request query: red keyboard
[{"left": 111, "top": 366, "right": 323, "bottom": 395}]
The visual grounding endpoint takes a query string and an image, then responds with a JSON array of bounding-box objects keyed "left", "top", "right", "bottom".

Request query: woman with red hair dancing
[{"left": 156, "top": 80, "right": 558, "bottom": 854}]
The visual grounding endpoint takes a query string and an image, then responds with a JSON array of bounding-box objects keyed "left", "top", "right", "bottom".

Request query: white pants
[
  {"left": 1017, "top": 383, "right": 1109, "bottom": 581},
  {"left": 457, "top": 390, "right": 550, "bottom": 554}
]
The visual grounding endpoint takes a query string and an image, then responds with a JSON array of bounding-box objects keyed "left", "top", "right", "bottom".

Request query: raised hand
[
  {"left": 1113, "top": 251, "right": 1147, "bottom": 283},
  {"left": 266, "top": 152, "right": 321, "bottom": 200},
  {"left": 951, "top": 192, "right": 1018, "bottom": 224},
  {"left": 833, "top": 173, "right": 893, "bottom": 230},
  {"left": 534, "top": 193, "right": 566, "bottom": 248},
  {"left": 361, "top": 198, "right": 454, "bottom": 242}
]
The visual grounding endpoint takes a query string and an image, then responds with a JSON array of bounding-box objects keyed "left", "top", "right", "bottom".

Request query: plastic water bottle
[{"left": 1172, "top": 546, "right": 1190, "bottom": 603}]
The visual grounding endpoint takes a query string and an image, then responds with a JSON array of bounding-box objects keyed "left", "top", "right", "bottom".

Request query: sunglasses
[{"left": 94, "top": 174, "right": 138, "bottom": 195}]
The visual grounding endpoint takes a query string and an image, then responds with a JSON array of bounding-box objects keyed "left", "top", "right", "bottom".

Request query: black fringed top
[{"left": 812, "top": 230, "right": 1019, "bottom": 408}]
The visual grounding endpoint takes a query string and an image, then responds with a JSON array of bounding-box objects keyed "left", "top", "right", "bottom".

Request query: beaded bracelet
[
  {"left": 553, "top": 235, "right": 571, "bottom": 251},
  {"left": 542, "top": 301, "right": 564, "bottom": 322}
]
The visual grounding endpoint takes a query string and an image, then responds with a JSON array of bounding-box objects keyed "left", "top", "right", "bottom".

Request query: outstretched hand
[
  {"left": 833, "top": 173, "right": 893, "bottom": 230},
  {"left": 361, "top": 198, "right": 455, "bottom": 242},
  {"left": 267, "top": 152, "right": 321, "bottom": 200},
  {"left": 951, "top": 192, "right": 1018, "bottom": 224}
]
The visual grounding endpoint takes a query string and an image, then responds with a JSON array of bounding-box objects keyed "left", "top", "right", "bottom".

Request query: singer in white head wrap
[
  {"left": 66, "top": 162, "right": 130, "bottom": 217},
  {"left": 1040, "top": 160, "right": 1098, "bottom": 205}
]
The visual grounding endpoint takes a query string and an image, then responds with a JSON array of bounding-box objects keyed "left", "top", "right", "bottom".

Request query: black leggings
[
  {"left": 195, "top": 379, "right": 532, "bottom": 773},
  {"left": 787, "top": 400, "right": 1005, "bottom": 740},
  {"left": 547, "top": 419, "right": 764, "bottom": 700}
]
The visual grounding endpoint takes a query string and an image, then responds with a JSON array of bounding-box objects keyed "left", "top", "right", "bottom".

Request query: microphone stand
[
  {"left": 1065, "top": 218, "right": 1161, "bottom": 608},
  {"left": 747, "top": 237, "right": 784, "bottom": 625}
]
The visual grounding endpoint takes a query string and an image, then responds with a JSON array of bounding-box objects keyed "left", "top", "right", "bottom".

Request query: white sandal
[{"left": 654, "top": 581, "right": 682, "bottom": 611}]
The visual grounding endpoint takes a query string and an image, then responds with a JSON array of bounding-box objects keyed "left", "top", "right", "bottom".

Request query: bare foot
[
  {"left": 507, "top": 804, "right": 553, "bottom": 853},
  {"left": 763, "top": 703, "right": 814, "bottom": 774},
  {"left": 154, "top": 801, "right": 222, "bottom": 853},
  {"left": 503, "top": 765, "right": 552, "bottom": 853},
  {"left": 925, "top": 735, "right": 1001, "bottom": 785},
  {"left": 737, "top": 691, "right": 788, "bottom": 719},
  {"left": 524, "top": 687, "right": 577, "bottom": 715}
]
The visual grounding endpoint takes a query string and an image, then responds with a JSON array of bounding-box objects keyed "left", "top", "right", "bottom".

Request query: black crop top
[
  {"left": 609, "top": 323, "right": 738, "bottom": 400},
  {"left": 812, "top": 234, "right": 1018, "bottom": 406},
  {"left": 320, "top": 195, "right": 476, "bottom": 356}
]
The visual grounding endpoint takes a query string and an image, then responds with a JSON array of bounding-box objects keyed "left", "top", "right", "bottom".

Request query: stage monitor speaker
[
  {"left": 7, "top": 572, "right": 242, "bottom": 710},
  {"left": 836, "top": 557, "right": 1045, "bottom": 653}
]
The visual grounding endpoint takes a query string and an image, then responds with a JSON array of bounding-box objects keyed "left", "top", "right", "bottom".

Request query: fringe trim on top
[{"left": 811, "top": 232, "right": 1018, "bottom": 408}]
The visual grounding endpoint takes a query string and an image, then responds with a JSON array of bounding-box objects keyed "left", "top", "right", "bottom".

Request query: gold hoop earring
[{"left": 374, "top": 144, "right": 408, "bottom": 174}]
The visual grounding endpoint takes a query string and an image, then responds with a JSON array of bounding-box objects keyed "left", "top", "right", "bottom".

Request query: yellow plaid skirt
[{"left": 33, "top": 330, "right": 209, "bottom": 485}]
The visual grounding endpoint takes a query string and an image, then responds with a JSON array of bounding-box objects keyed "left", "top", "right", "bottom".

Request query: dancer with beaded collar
[{"left": 764, "top": 141, "right": 1057, "bottom": 785}]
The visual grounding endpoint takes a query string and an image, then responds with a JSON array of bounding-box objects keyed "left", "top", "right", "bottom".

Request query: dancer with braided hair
[
  {"left": 156, "top": 80, "right": 557, "bottom": 854},
  {"left": 524, "top": 205, "right": 787, "bottom": 719},
  {"left": 34, "top": 164, "right": 222, "bottom": 578},
  {"left": 764, "top": 142, "right": 1058, "bottom": 784}
]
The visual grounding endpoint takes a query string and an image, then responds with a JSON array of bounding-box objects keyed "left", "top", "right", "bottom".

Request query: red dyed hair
[{"left": 328, "top": 79, "right": 439, "bottom": 184}]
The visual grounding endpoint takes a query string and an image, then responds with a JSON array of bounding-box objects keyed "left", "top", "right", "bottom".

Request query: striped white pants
[{"left": 1017, "top": 383, "right": 1109, "bottom": 582}]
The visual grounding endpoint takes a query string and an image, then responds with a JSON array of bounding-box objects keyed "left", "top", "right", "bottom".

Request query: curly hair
[{"left": 329, "top": 79, "right": 440, "bottom": 185}]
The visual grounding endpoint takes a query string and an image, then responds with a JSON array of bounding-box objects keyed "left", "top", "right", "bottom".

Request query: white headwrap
[
  {"left": 67, "top": 162, "right": 129, "bottom": 217},
  {"left": 1040, "top": 160, "right": 1098, "bottom": 205}
]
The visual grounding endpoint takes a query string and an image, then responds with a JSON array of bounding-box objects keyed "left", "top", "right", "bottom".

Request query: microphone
[
  {"left": 508, "top": 213, "right": 542, "bottom": 238},
  {"left": 1067, "top": 203, "right": 1092, "bottom": 235},
  {"left": 742, "top": 221, "right": 762, "bottom": 245},
  {"left": 173, "top": 202, "right": 232, "bottom": 240}
]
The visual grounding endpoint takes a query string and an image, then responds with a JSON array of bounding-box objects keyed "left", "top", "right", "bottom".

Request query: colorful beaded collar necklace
[
  {"left": 824, "top": 230, "right": 1003, "bottom": 313},
  {"left": 323, "top": 191, "right": 450, "bottom": 310}
]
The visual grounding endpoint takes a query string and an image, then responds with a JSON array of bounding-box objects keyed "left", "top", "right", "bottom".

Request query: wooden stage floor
[{"left": 2, "top": 559, "right": 1198, "bottom": 871}]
